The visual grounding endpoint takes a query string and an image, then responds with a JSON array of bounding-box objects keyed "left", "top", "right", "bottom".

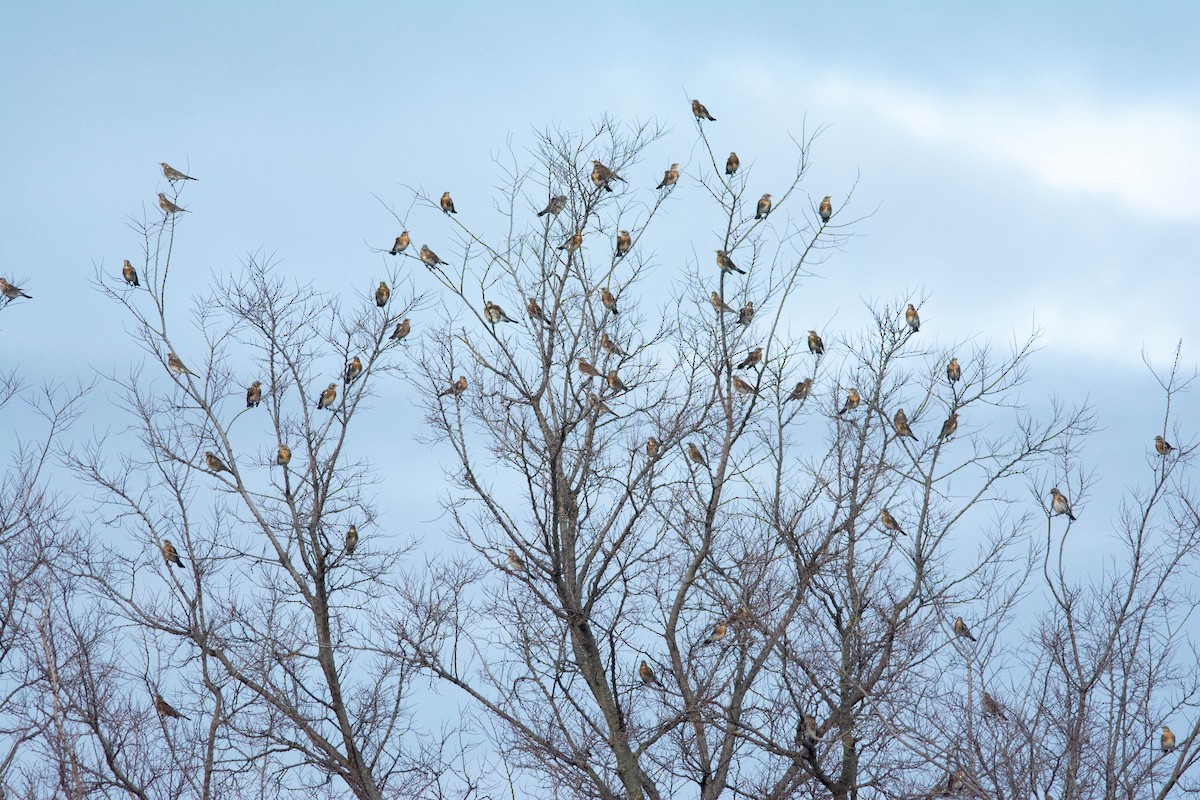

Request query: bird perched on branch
[
  {"left": 716, "top": 250, "right": 746, "bottom": 275},
  {"left": 947, "top": 357, "right": 962, "bottom": 383},
  {"left": 615, "top": 230, "right": 632, "bottom": 258},
  {"left": 639, "top": 660, "right": 662, "bottom": 688},
  {"left": 577, "top": 358, "right": 602, "bottom": 379},
  {"left": 1049, "top": 487, "right": 1076, "bottom": 521},
  {"left": 506, "top": 547, "right": 527, "bottom": 572},
  {"left": 205, "top": 451, "right": 230, "bottom": 474},
  {"left": 756, "top": 193, "right": 773, "bottom": 219},
  {"left": 390, "top": 319, "right": 411, "bottom": 342},
  {"left": 376, "top": 281, "right": 390, "bottom": 307},
  {"left": 484, "top": 300, "right": 517, "bottom": 327},
  {"left": 838, "top": 388, "right": 860, "bottom": 416},
  {"left": 732, "top": 376, "right": 757, "bottom": 396},
  {"left": 1162, "top": 726, "right": 1176, "bottom": 753},
  {"left": 893, "top": 408, "right": 918, "bottom": 440},
  {"left": 558, "top": 230, "right": 583, "bottom": 253},
  {"left": 591, "top": 160, "right": 624, "bottom": 192},
  {"left": 737, "top": 348, "right": 763, "bottom": 370},
  {"left": 905, "top": 303, "right": 920, "bottom": 333},
  {"left": 799, "top": 713, "right": 819, "bottom": 745},
  {"left": 440, "top": 376, "right": 468, "bottom": 398},
  {"left": 646, "top": 437, "right": 661, "bottom": 458},
  {"left": 0, "top": 278, "right": 31, "bottom": 302},
  {"left": 788, "top": 379, "right": 813, "bottom": 401},
  {"left": 155, "top": 694, "right": 187, "bottom": 720},
  {"left": 166, "top": 352, "right": 192, "bottom": 376},
  {"left": 710, "top": 291, "right": 735, "bottom": 314},
  {"left": 122, "top": 260, "right": 140, "bottom": 287},
  {"left": 656, "top": 163, "right": 679, "bottom": 190},
  {"left": 819, "top": 196, "right": 833, "bottom": 223},
  {"left": 691, "top": 98, "right": 716, "bottom": 121},
  {"left": 419, "top": 245, "right": 447, "bottom": 269},
  {"left": 161, "top": 539, "right": 185, "bottom": 569},
  {"left": 726, "top": 152, "right": 739, "bottom": 175},
  {"left": 276, "top": 444, "right": 291, "bottom": 467},
  {"left": 525, "top": 297, "right": 545, "bottom": 324},
  {"left": 158, "top": 193, "right": 188, "bottom": 214},
  {"left": 317, "top": 383, "right": 338, "bottom": 410},
  {"left": 246, "top": 381, "right": 262, "bottom": 408},
  {"left": 703, "top": 619, "right": 727, "bottom": 645},
  {"left": 939, "top": 412, "right": 958, "bottom": 442},
  {"left": 390, "top": 231, "right": 410, "bottom": 255},
  {"left": 589, "top": 394, "right": 615, "bottom": 415},
  {"left": 981, "top": 692, "right": 1005, "bottom": 719},
  {"left": 946, "top": 770, "right": 966, "bottom": 792},
  {"left": 440, "top": 192, "right": 456, "bottom": 214},
  {"left": 953, "top": 617, "right": 976, "bottom": 642},
  {"left": 880, "top": 508, "right": 906, "bottom": 536},
  {"left": 599, "top": 287, "right": 619, "bottom": 315},
  {"left": 687, "top": 442, "right": 708, "bottom": 468},
  {"left": 160, "top": 162, "right": 196, "bottom": 182},
  {"left": 600, "top": 332, "right": 627, "bottom": 356},
  {"left": 807, "top": 330, "right": 825, "bottom": 356},
  {"left": 1154, "top": 436, "right": 1175, "bottom": 456},
  {"left": 345, "top": 524, "right": 358, "bottom": 556},
  {"left": 537, "top": 195, "right": 566, "bottom": 217},
  {"left": 738, "top": 302, "right": 754, "bottom": 325},
  {"left": 345, "top": 357, "right": 363, "bottom": 384},
  {"left": 606, "top": 370, "right": 628, "bottom": 393}
]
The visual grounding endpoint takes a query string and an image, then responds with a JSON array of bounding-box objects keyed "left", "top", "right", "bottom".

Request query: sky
[{"left": 2, "top": 2, "right": 1198, "bottom": 566}]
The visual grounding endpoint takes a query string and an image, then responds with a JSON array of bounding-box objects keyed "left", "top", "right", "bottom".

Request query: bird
[
  {"left": 807, "top": 330, "right": 825, "bottom": 356},
  {"left": 345, "top": 356, "right": 364, "bottom": 384},
  {"left": 317, "top": 383, "right": 338, "bottom": 410},
  {"left": 122, "top": 259, "right": 140, "bottom": 287},
  {"left": 1162, "top": 725, "right": 1176, "bottom": 754},
  {"left": 439, "top": 191, "right": 457, "bottom": 214},
  {"left": 838, "top": 388, "right": 861, "bottom": 416},
  {"left": 947, "top": 357, "right": 962, "bottom": 383},
  {"left": 419, "top": 245, "right": 447, "bottom": 269},
  {"left": 599, "top": 287, "right": 619, "bottom": 315},
  {"left": 606, "top": 370, "right": 628, "bottom": 393},
  {"left": 537, "top": 195, "right": 567, "bottom": 217},
  {"left": 1049, "top": 487, "right": 1076, "bottom": 521},
  {"left": 600, "top": 332, "right": 627, "bottom": 356},
  {"left": 755, "top": 193, "right": 773, "bottom": 219},
  {"left": 732, "top": 376, "right": 757, "bottom": 395},
  {"left": 639, "top": 660, "right": 662, "bottom": 688},
  {"left": 691, "top": 98, "right": 716, "bottom": 121},
  {"left": 166, "top": 353, "right": 193, "bottom": 376},
  {"left": 737, "top": 348, "right": 763, "bottom": 370},
  {"left": 905, "top": 303, "right": 920, "bottom": 333},
  {"left": 160, "top": 162, "right": 197, "bottom": 182},
  {"left": 953, "top": 617, "right": 976, "bottom": 642},
  {"left": 946, "top": 770, "right": 966, "bottom": 792},
  {"left": 893, "top": 408, "right": 918, "bottom": 440},
  {"left": 738, "top": 302, "right": 755, "bottom": 325},
  {"left": 0, "top": 278, "right": 32, "bottom": 301},
  {"left": 646, "top": 436, "right": 661, "bottom": 458},
  {"left": 788, "top": 379, "right": 813, "bottom": 401},
  {"left": 205, "top": 451, "right": 230, "bottom": 474},
  {"left": 656, "top": 163, "right": 680, "bottom": 190},
  {"left": 390, "top": 319, "right": 412, "bottom": 342},
  {"left": 276, "top": 443, "right": 292, "bottom": 467},
  {"left": 158, "top": 193, "right": 188, "bottom": 214},
  {"left": 484, "top": 300, "right": 517, "bottom": 326},
  {"left": 245, "top": 381, "right": 263, "bottom": 408},
  {"left": 558, "top": 230, "right": 583, "bottom": 252},
  {"left": 615, "top": 230, "right": 632, "bottom": 258},
  {"left": 589, "top": 394, "right": 615, "bottom": 415},
  {"left": 525, "top": 297, "right": 546, "bottom": 324},
  {"left": 161, "top": 539, "right": 185, "bottom": 569},
  {"left": 725, "top": 152, "right": 740, "bottom": 175},
  {"left": 939, "top": 412, "right": 959, "bottom": 442},
  {"left": 390, "top": 232, "right": 410, "bottom": 255},
  {"left": 880, "top": 508, "right": 906, "bottom": 536},
  {"left": 591, "top": 160, "right": 624, "bottom": 192},
  {"left": 818, "top": 196, "right": 833, "bottom": 223},
  {"left": 687, "top": 442, "right": 708, "bottom": 468},
  {"left": 577, "top": 358, "right": 602, "bottom": 378},
  {"left": 715, "top": 250, "right": 746, "bottom": 275},
  {"left": 440, "top": 376, "right": 468, "bottom": 398},
  {"left": 981, "top": 692, "right": 1005, "bottom": 719},
  {"left": 376, "top": 281, "right": 390, "bottom": 307},
  {"left": 710, "top": 291, "right": 735, "bottom": 314},
  {"left": 507, "top": 547, "right": 527, "bottom": 572},
  {"left": 702, "top": 619, "right": 727, "bottom": 645},
  {"left": 155, "top": 694, "right": 187, "bottom": 720},
  {"left": 1155, "top": 435, "right": 1175, "bottom": 456},
  {"left": 344, "top": 524, "right": 358, "bottom": 556}
]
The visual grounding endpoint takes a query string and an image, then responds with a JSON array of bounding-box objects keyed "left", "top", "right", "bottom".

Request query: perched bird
[
  {"left": 615, "top": 230, "right": 632, "bottom": 258},
  {"left": 344, "top": 357, "right": 363, "bottom": 384},
  {"left": 738, "top": 301, "right": 755, "bottom": 325},
  {"left": 607, "top": 370, "right": 629, "bottom": 393},
  {"left": 691, "top": 98, "right": 716, "bottom": 121},
  {"left": 687, "top": 442, "right": 708, "bottom": 468},
  {"left": 160, "top": 162, "right": 197, "bottom": 182},
  {"left": 484, "top": 300, "right": 517, "bottom": 326},
  {"left": 818, "top": 196, "right": 833, "bottom": 223},
  {"left": 710, "top": 291, "right": 735, "bottom": 314},
  {"left": 439, "top": 191, "right": 457, "bottom": 214},
  {"left": 0, "top": 278, "right": 32, "bottom": 301},
  {"left": 947, "top": 357, "right": 962, "bottom": 383},
  {"left": 893, "top": 408, "right": 918, "bottom": 440},
  {"left": 953, "top": 617, "right": 976, "bottom": 642},
  {"left": 599, "top": 287, "right": 619, "bottom": 315},
  {"left": 737, "top": 347, "right": 763, "bottom": 370},
  {"left": 276, "top": 443, "right": 292, "bottom": 467},
  {"left": 880, "top": 508, "right": 906, "bottom": 536},
  {"left": 946, "top": 770, "right": 966, "bottom": 792},
  {"left": 161, "top": 539, "right": 185, "bottom": 569},
  {"left": 702, "top": 619, "right": 728, "bottom": 645},
  {"left": 523, "top": 297, "right": 546, "bottom": 324},
  {"left": 317, "top": 383, "right": 338, "bottom": 410},
  {"left": 166, "top": 352, "right": 193, "bottom": 376},
  {"left": 205, "top": 451, "right": 230, "bottom": 474},
  {"left": 715, "top": 249, "right": 746, "bottom": 275},
  {"left": 390, "top": 231, "right": 410, "bottom": 255},
  {"left": 507, "top": 547, "right": 527, "bottom": 572},
  {"left": 1155, "top": 435, "right": 1175, "bottom": 456},
  {"left": 419, "top": 245, "right": 447, "bottom": 269},
  {"left": 122, "top": 259, "right": 140, "bottom": 287},
  {"left": 799, "top": 713, "right": 819, "bottom": 745},
  {"left": 537, "top": 195, "right": 567, "bottom": 217},
  {"left": 788, "top": 378, "right": 813, "bottom": 401},
  {"left": 639, "top": 659, "right": 662, "bottom": 687},
  {"left": 390, "top": 319, "right": 412, "bottom": 342},
  {"left": 981, "top": 692, "right": 1005, "bottom": 719},
  {"left": 807, "top": 330, "right": 825, "bottom": 356},
  {"left": 558, "top": 230, "right": 583, "bottom": 252},
  {"left": 725, "top": 151, "right": 740, "bottom": 176},
  {"left": 838, "top": 388, "right": 861, "bottom": 416},
  {"left": 656, "top": 163, "right": 680, "bottom": 190},
  {"left": 155, "top": 694, "right": 187, "bottom": 720},
  {"left": 158, "top": 193, "right": 188, "bottom": 214},
  {"left": 344, "top": 524, "right": 358, "bottom": 556},
  {"left": 1049, "top": 487, "right": 1076, "bottom": 521},
  {"left": 1162, "top": 725, "right": 1176, "bottom": 754},
  {"left": 376, "top": 281, "right": 390, "bottom": 307},
  {"left": 755, "top": 193, "right": 773, "bottom": 219},
  {"left": 577, "top": 358, "right": 603, "bottom": 378},
  {"left": 646, "top": 436, "right": 661, "bottom": 458},
  {"left": 440, "top": 376, "right": 468, "bottom": 398},
  {"left": 589, "top": 394, "right": 615, "bottom": 415},
  {"left": 905, "top": 303, "right": 920, "bottom": 333},
  {"left": 591, "top": 160, "right": 624, "bottom": 192},
  {"left": 600, "top": 332, "right": 627, "bottom": 356},
  {"left": 732, "top": 375, "right": 757, "bottom": 395},
  {"left": 939, "top": 412, "right": 959, "bottom": 442},
  {"left": 245, "top": 381, "right": 263, "bottom": 408}
]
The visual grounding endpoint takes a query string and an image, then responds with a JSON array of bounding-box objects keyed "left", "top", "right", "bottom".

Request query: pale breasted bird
[
  {"left": 419, "top": 245, "right": 447, "bottom": 269},
  {"left": 390, "top": 319, "right": 411, "bottom": 342},
  {"left": 639, "top": 660, "right": 662, "bottom": 687},
  {"left": 246, "top": 381, "right": 262, "bottom": 408},
  {"left": 893, "top": 408, "right": 918, "bottom": 440},
  {"left": 317, "top": 383, "right": 338, "bottom": 410},
  {"left": 600, "top": 332, "right": 627, "bottom": 356},
  {"left": 205, "top": 451, "right": 230, "bottom": 474},
  {"left": 818, "top": 196, "right": 833, "bottom": 223},
  {"left": 880, "top": 508, "right": 906, "bottom": 536},
  {"left": 755, "top": 193, "right": 773, "bottom": 219},
  {"left": 799, "top": 713, "right": 819, "bottom": 745},
  {"left": 484, "top": 300, "right": 517, "bottom": 326},
  {"left": 715, "top": 250, "right": 746, "bottom": 275},
  {"left": 525, "top": 297, "right": 545, "bottom": 324},
  {"left": 0, "top": 278, "right": 32, "bottom": 301},
  {"left": 376, "top": 281, "right": 390, "bottom": 307},
  {"left": 161, "top": 539, "right": 185, "bottom": 569},
  {"left": 737, "top": 348, "right": 763, "bottom": 370},
  {"left": 807, "top": 330, "right": 825, "bottom": 356},
  {"left": 158, "top": 193, "right": 188, "bottom": 214},
  {"left": 276, "top": 443, "right": 292, "bottom": 466},
  {"left": 160, "top": 162, "right": 196, "bottom": 182},
  {"left": 687, "top": 442, "right": 708, "bottom": 468},
  {"left": 607, "top": 370, "right": 628, "bottom": 393},
  {"left": 155, "top": 694, "right": 187, "bottom": 720},
  {"left": 591, "top": 160, "right": 624, "bottom": 192},
  {"left": 788, "top": 378, "right": 813, "bottom": 401},
  {"left": 166, "top": 353, "right": 193, "bottom": 376},
  {"left": 615, "top": 230, "right": 632, "bottom": 258},
  {"left": 947, "top": 357, "right": 962, "bottom": 383},
  {"left": 953, "top": 617, "right": 976, "bottom": 642},
  {"left": 507, "top": 547, "right": 527, "bottom": 572},
  {"left": 589, "top": 394, "right": 615, "bottom": 415},
  {"left": 905, "top": 303, "right": 920, "bottom": 333},
  {"left": 345, "top": 524, "right": 358, "bottom": 556},
  {"left": 558, "top": 230, "right": 583, "bottom": 252},
  {"left": 1049, "top": 487, "right": 1076, "bottom": 521},
  {"left": 738, "top": 301, "right": 754, "bottom": 325},
  {"left": 656, "top": 163, "right": 679, "bottom": 190},
  {"left": 345, "top": 357, "right": 363, "bottom": 384},
  {"left": 1162, "top": 726, "right": 1176, "bottom": 753},
  {"left": 600, "top": 287, "right": 619, "bottom": 315},
  {"left": 390, "top": 231, "right": 410, "bottom": 255},
  {"left": 439, "top": 376, "right": 468, "bottom": 398},
  {"left": 838, "top": 388, "right": 860, "bottom": 416},
  {"left": 725, "top": 152, "right": 739, "bottom": 175},
  {"left": 946, "top": 770, "right": 966, "bottom": 792},
  {"left": 440, "top": 191, "right": 456, "bottom": 214},
  {"left": 939, "top": 412, "right": 958, "bottom": 442},
  {"left": 646, "top": 436, "right": 661, "bottom": 458},
  {"left": 702, "top": 619, "right": 728, "bottom": 645},
  {"left": 122, "top": 259, "right": 140, "bottom": 287},
  {"left": 537, "top": 195, "right": 567, "bottom": 217},
  {"left": 981, "top": 692, "right": 1005, "bottom": 719},
  {"left": 711, "top": 291, "right": 735, "bottom": 314},
  {"left": 1155, "top": 436, "right": 1175, "bottom": 456},
  {"left": 691, "top": 98, "right": 716, "bottom": 121},
  {"left": 577, "top": 358, "right": 602, "bottom": 378},
  {"left": 732, "top": 375, "right": 757, "bottom": 395}
]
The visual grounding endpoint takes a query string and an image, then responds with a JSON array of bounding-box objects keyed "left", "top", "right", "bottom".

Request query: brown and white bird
[
  {"left": 880, "top": 508, "right": 906, "bottom": 536},
  {"left": 600, "top": 332, "right": 627, "bottom": 356},
  {"left": 646, "top": 436, "right": 661, "bottom": 458},
  {"left": 344, "top": 524, "right": 358, "bottom": 556},
  {"left": 375, "top": 281, "right": 390, "bottom": 307},
  {"left": 599, "top": 287, "right": 619, "bottom": 315},
  {"left": 246, "top": 381, "right": 262, "bottom": 408},
  {"left": 807, "top": 330, "right": 825, "bottom": 356},
  {"left": 345, "top": 356, "right": 363, "bottom": 384},
  {"left": 981, "top": 692, "right": 1005, "bottom": 719},
  {"left": 607, "top": 370, "right": 629, "bottom": 393},
  {"left": 947, "top": 357, "right": 962, "bottom": 383},
  {"left": 577, "top": 358, "right": 602, "bottom": 379},
  {"left": 205, "top": 451, "right": 230, "bottom": 474},
  {"left": 893, "top": 408, "right": 918, "bottom": 440},
  {"left": 738, "top": 301, "right": 755, "bottom": 325},
  {"left": 755, "top": 193, "right": 773, "bottom": 219},
  {"left": 732, "top": 375, "right": 757, "bottom": 396},
  {"left": 702, "top": 619, "right": 728, "bottom": 645},
  {"left": 715, "top": 249, "right": 746, "bottom": 275},
  {"left": 1154, "top": 435, "right": 1175, "bottom": 456},
  {"left": 390, "top": 318, "right": 411, "bottom": 342},
  {"left": 838, "top": 388, "right": 861, "bottom": 416},
  {"left": 507, "top": 547, "right": 527, "bottom": 572},
  {"left": 160, "top": 162, "right": 196, "bottom": 182},
  {"left": 905, "top": 303, "right": 920, "bottom": 333},
  {"left": 687, "top": 442, "right": 708, "bottom": 468},
  {"left": 725, "top": 151, "right": 740, "bottom": 175},
  {"left": 799, "top": 713, "right": 819, "bottom": 745},
  {"left": 639, "top": 659, "right": 662, "bottom": 687},
  {"left": 558, "top": 230, "right": 583, "bottom": 252},
  {"left": 591, "top": 160, "right": 624, "bottom": 192},
  {"left": 818, "top": 196, "right": 833, "bottom": 223},
  {"left": 788, "top": 378, "right": 813, "bottom": 401},
  {"left": 0, "top": 278, "right": 32, "bottom": 301},
  {"left": 946, "top": 770, "right": 966, "bottom": 792},
  {"left": 122, "top": 259, "right": 140, "bottom": 287},
  {"left": 1049, "top": 487, "right": 1076, "bottom": 521},
  {"left": 419, "top": 245, "right": 447, "bottom": 269},
  {"left": 953, "top": 617, "right": 976, "bottom": 642},
  {"left": 161, "top": 539, "right": 185, "bottom": 569},
  {"left": 439, "top": 376, "right": 468, "bottom": 398},
  {"left": 524, "top": 297, "right": 545, "bottom": 324},
  {"left": 1161, "top": 725, "right": 1176, "bottom": 753},
  {"left": 710, "top": 291, "right": 735, "bottom": 314},
  {"left": 656, "top": 163, "right": 680, "bottom": 190},
  {"left": 691, "top": 98, "right": 716, "bottom": 121},
  {"left": 615, "top": 229, "right": 632, "bottom": 258},
  {"left": 537, "top": 195, "right": 567, "bottom": 217},
  {"left": 166, "top": 352, "right": 193, "bottom": 376},
  {"left": 390, "top": 231, "right": 410, "bottom": 255},
  {"left": 589, "top": 394, "right": 615, "bottom": 415},
  {"left": 484, "top": 300, "right": 517, "bottom": 326},
  {"left": 276, "top": 443, "right": 292, "bottom": 467},
  {"left": 939, "top": 412, "right": 958, "bottom": 442},
  {"left": 317, "top": 382, "right": 338, "bottom": 410},
  {"left": 737, "top": 348, "right": 763, "bottom": 370},
  {"left": 158, "top": 193, "right": 188, "bottom": 214},
  {"left": 155, "top": 694, "right": 187, "bottom": 720},
  {"left": 440, "top": 191, "right": 457, "bottom": 214}
]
